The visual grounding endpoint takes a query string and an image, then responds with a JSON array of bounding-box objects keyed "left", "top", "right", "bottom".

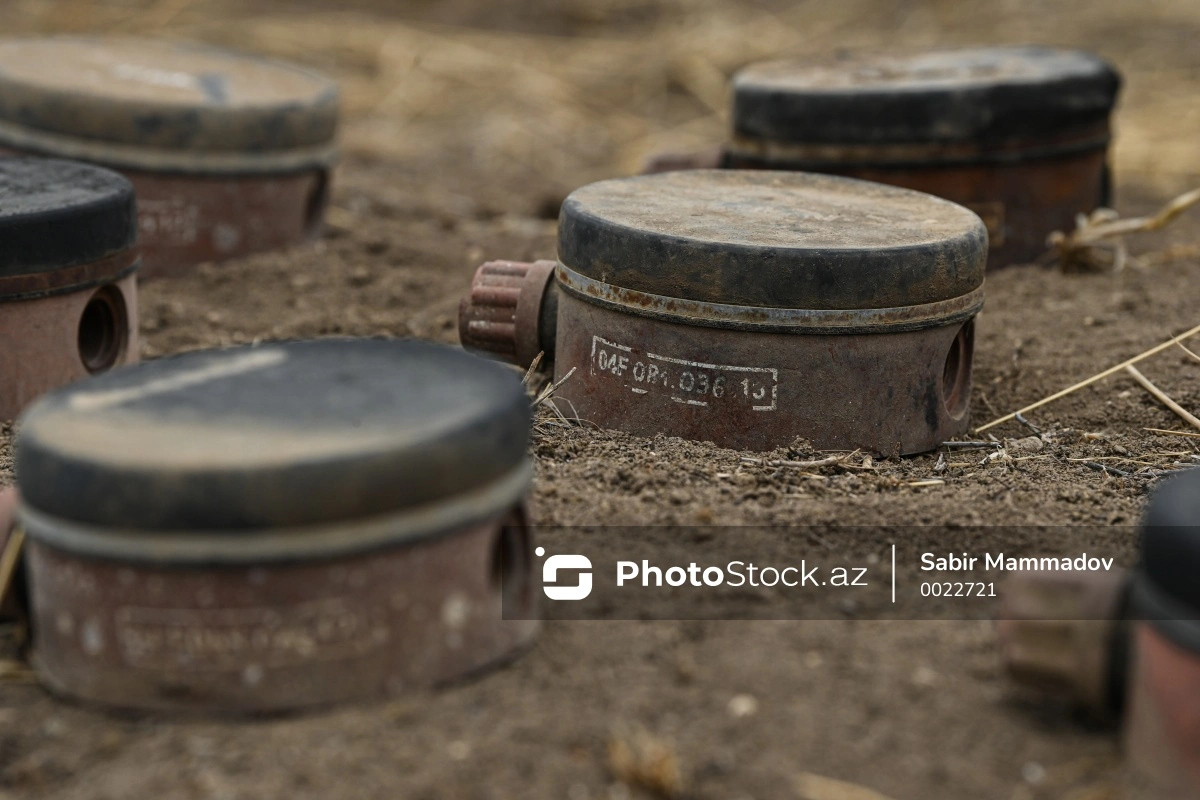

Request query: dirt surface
[{"left": 2, "top": 0, "right": 1200, "bottom": 798}]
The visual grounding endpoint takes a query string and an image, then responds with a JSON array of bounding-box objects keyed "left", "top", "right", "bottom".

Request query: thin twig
[
  {"left": 1081, "top": 461, "right": 1134, "bottom": 478},
  {"left": 1145, "top": 427, "right": 1200, "bottom": 438},
  {"left": 976, "top": 322, "right": 1200, "bottom": 432},
  {"left": 521, "top": 351, "right": 545, "bottom": 387},
  {"left": 1125, "top": 365, "right": 1200, "bottom": 432},
  {"left": 1015, "top": 413, "right": 1043, "bottom": 436},
  {"left": 0, "top": 527, "right": 23, "bottom": 613},
  {"left": 938, "top": 441, "right": 1003, "bottom": 450},
  {"left": 1072, "top": 188, "right": 1200, "bottom": 240},
  {"left": 1047, "top": 188, "right": 1200, "bottom": 272},
  {"left": 1177, "top": 341, "right": 1200, "bottom": 365},
  {"left": 0, "top": 659, "right": 36, "bottom": 685},
  {"left": 533, "top": 367, "right": 577, "bottom": 407},
  {"left": 740, "top": 453, "right": 851, "bottom": 469},
  {"left": 1067, "top": 456, "right": 1157, "bottom": 467},
  {"left": 794, "top": 771, "right": 898, "bottom": 800}
]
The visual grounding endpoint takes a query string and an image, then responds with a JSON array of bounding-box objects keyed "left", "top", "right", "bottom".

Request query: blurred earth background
[{"left": 2, "top": 0, "right": 1200, "bottom": 797}]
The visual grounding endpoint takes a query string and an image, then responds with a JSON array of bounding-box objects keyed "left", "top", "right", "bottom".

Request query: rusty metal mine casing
[
  {"left": 1124, "top": 470, "right": 1200, "bottom": 799},
  {"left": 0, "top": 158, "right": 139, "bottom": 421},
  {"left": 996, "top": 569, "right": 1130, "bottom": 718},
  {"left": 0, "top": 37, "right": 339, "bottom": 279},
  {"left": 724, "top": 47, "right": 1121, "bottom": 269},
  {"left": 462, "top": 170, "right": 986, "bottom": 454},
  {"left": 16, "top": 340, "right": 538, "bottom": 714}
]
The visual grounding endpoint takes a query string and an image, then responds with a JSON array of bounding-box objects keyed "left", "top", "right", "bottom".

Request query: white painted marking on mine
[
  {"left": 112, "top": 63, "right": 199, "bottom": 90},
  {"left": 68, "top": 349, "right": 287, "bottom": 411},
  {"left": 590, "top": 334, "right": 778, "bottom": 411}
]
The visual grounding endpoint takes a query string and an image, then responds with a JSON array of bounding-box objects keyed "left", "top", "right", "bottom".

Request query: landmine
[
  {"left": 460, "top": 170, "right": 986, "bottom": 454},
  {"left": 16, "top": 339, "right": 537, "bottom": 713},
  {"left": 648, "top": 46, "right": 1121, "bottom": 269},
  {"left": 1126, "top": 470, "right": 1200, "bottom": 799},
  {"left": 997, "top": 469, "right": 1200, "bottom": 798},
  {"left": 0, "top": 157, "right": 139, "bottom": 420},
  {"left": 0, "top": 37, "right": 339, "bottom": 278}
]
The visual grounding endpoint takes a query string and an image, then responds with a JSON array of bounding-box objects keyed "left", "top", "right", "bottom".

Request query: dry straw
[
  {"left": 977, "top": 323, "right": 1200, "bottom": 433},
  {"left": 0, "top": 527, "right": 22, "bottom": 615},
  {"left": 1047, "top": 188, "right": 1200, "bottom": 272}
]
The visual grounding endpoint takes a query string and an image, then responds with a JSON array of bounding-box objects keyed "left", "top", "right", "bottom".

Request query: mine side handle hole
[
  {"left": 303, "top": 169, "right": 331, "bottom": 237},
  {"left": 491, "top": 509, "right": 533, "bottom": 612},
  {"left": 78, "top": 285, "right": 128, "bottom": 375},
  {"left": 942, "top": 320, "right": 974, "bottom": 420}
]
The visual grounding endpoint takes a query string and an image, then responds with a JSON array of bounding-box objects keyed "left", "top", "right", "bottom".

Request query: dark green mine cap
[
  {"left": 0, "top": 157, "right": 136, "bottom": 278},
  {"left": 558, "top": 169, "right": 986, "bottom": 313},
  {"left": 0, "top": 37, "right": 339, "bottom": 173},
  {"left": 16, "top": 340, "right": 532, "bottom": 541},
  {"left": 733, "top": 46, "right": 1120, "bottom": 146}
]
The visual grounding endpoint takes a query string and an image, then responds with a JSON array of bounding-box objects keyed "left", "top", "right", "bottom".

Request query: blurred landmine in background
[{"left": 4, "top": 0, "right": 1199, "bottom": 214}]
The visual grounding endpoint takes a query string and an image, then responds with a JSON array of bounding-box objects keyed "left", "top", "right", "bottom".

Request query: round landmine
[
  {"left": 16, "top": 339, "right": 537, "bottom": 713},
  {"left": 0, "top": 157, "right": 139, "bottom": 420},
  {"left": 462, "top": 169, "right": 986, "bottom": 454},
  {"left": 726, "top": 47, "right": 1120, "bottom": 268},
  {"left": 0, "top": 37, "right": 339, "bottom": 278},
  {"left": 1126, "top": 469, "right": 1200, "bottom": 798}
]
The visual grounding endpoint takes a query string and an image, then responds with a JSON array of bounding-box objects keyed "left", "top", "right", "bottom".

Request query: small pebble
[
  {"left": 727, "top": 694, "right": 758, "bottom": 718},
  {"left": 1022, "top": 761, "right": 1046, "bottom": 785},
  {"left": 911, "top": 665, "right": 938, "bottom": 688}
]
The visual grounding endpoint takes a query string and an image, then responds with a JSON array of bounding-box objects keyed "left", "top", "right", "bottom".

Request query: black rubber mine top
[
  {"left": 733, "top": 46, "right": 1120, "bottom": 145},
  {"left": 1141, "top": 469, "right": 1200, "bottom": 614},
  {"left": 16, "top": 339, "right": 531, "bottom": 531},
  {"left": 0, "top": 37, "right": 338, "bottom": 153},
  {"left": 558, "top": 170, "right": 986, "bottom": 309},
  {"left": 0, "top": 157, "right": 136, "bottom": 275}
]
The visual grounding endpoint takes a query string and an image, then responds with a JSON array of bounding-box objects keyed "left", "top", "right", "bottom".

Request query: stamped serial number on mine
[
  {"left": 139, "top": 197, "right": 200, "bottom": 245},
  {"left": 114, "top": 598, "right": 386, "bottom": 671},
  {"left": 590, "top": 335, "right": 777, "bottom": 411}
]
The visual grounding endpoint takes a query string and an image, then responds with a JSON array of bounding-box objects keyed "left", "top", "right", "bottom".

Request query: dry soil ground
[{"left": 2, "top": 0, "right": 1200, "bottom": 798}]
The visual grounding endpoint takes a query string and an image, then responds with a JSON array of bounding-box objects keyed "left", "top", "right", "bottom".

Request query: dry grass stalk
[
  {"left": 521, "top": 351, "right": 546, "bottom": 388},
  {"left": 607, "top": 728, "right": 684, "bottom": 799},
  {"left": 1145, "top": 427, "right": 1200, "bottom": 438},
  {"left": 1177, "top": 341, "right": 1200, "bottom": 364},
  {"left": 740, "top": 453, "right": 852, "bottom": 469},
  {"left": 1124, "top": 365, "right": 1200, "bottom": 432},
  {"left": 0, "top": 527, "right": 23, "bottom": 613},
  {"left": 976, "top": 322, "right": 1200, "bottom": 433},
  {"left": 0, "top": 658, "right": 36, "bottom": 685},
  {"left": 794, "top": 771, "right": 897, "bottom": 800},
  {"left": 1046, "top": 188, "right": 1200, "bottom": 272},
  {"left": 533, "top": 366, "right": 576, "bottom": 408}
]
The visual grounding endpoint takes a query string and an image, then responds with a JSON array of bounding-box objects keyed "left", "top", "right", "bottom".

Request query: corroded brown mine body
[
  {"left": 724, "top": 47, "right": 1120, "bottom": 268},
  {"left": 17, "top": 340, "right": 537, "bottom": 713},
  {"left": 0, "top": 37, "right": 339, "bottom": 278},
  {"left": 0, "top": 157, "right": 139, "bottom": 420},
  {"left": 461, "top": 170, "right": 986, "bottom": 454}
]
